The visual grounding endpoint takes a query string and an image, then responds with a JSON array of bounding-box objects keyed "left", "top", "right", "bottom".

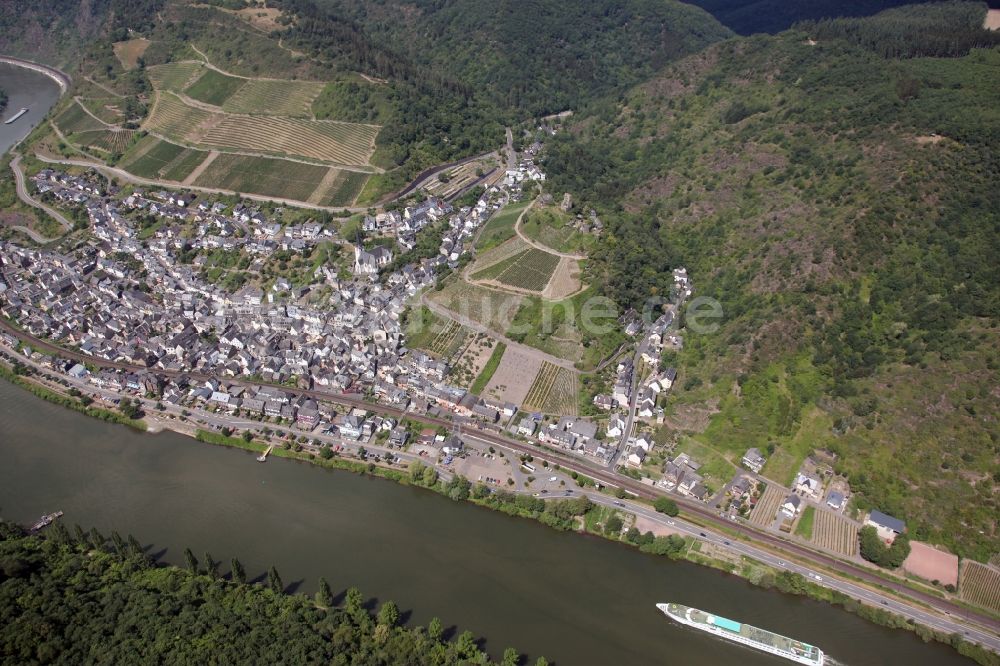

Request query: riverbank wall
[{"left": 0, "top": 56, "right": 71, "bottom": 95}]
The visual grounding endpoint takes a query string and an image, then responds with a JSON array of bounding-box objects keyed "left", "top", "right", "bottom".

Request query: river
[
  {"left": 0, "top": 62, "right": 62, "bottom": 155},
  {"left": 0, "top": 380, "right": 973, "bottom": 665}
]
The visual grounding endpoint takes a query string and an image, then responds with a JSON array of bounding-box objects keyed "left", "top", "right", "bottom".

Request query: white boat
[
  {"left": 658, "top": 602, "right": 824, "bottom": 665},
  {"left": 4, "top": 107, "right": 28, "bottom": 124}
]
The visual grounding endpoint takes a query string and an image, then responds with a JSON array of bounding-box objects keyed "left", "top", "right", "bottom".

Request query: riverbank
[
  {"left": 0, "top": 357, "right": 997, "bottom": 664},
  {"left": 0, "top": 56, "right": 70, "bottom": 95},
  {"left": 0, "top": 369, "right": 993, "bottom": 665}
]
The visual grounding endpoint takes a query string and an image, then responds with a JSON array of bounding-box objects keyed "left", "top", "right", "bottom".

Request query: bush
[{"left": 654, "top": 497, "right": 680, "bottom": 516}]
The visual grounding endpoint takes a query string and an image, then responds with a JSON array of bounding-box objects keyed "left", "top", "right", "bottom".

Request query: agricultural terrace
[
  {"left": 53, "top": 101, "right": 105, "bottom": 135},
  {"left": 475, "top": 199, "right": 531, "bottom": 250},
  {"left": 192, "top": 154, "right": 334, "bottom": 202},
  {"left": 521, "top": 206, "right": 594, "bottom": 255},
  {"left": 471, "top": 248, "right": 559, "bottom": 293},
  {"left": 68, "top": 129, "right": 137, "bottom": 155},
  {"left": 222, "top": 79, "right": 326, "bottom": 118},
  {"left": 144, "top": 92, "right": 379, "bottom": 167},
  {"left": 312, "top": 170, "right": 370, "bottom": 207},
  {"left": 959, "top": 561, "right": 1000, "bottom": 613},
  {"left": 79, "top": 98, "right": 127, "bottom": 124},
  {"left": 522, "top": 362, "right": 578, "bottom": 415},
  {"left": 406, "top": 306, "right": 468, "bottom": 359},
  {"left": 749, "top": 485, "right": 783, "bottom": 527},
  {"left": 120, "top": 137, "right": 209, "bottom": 182},
  {"left": 424, "top": 157, "right": 498, "bottom": 199},
  {"left": 184, "top": 69, "right": 246, "bottom": 106},
  {"left": 429, "top": 280, "right": 523, "bottom": 334},
  {"left": 810, "top": 509, "right": 857, "bottom": 557},
  {"left": 147, "top": 62, "right": 205, "bottom": 93}
]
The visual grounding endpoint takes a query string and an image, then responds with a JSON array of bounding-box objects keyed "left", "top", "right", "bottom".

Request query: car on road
[
  {"left": 667, "top": 520, "right": 675, "bottom": 526},
  {"left": 699, "top": 532, "right": 707, "bottom": 537},
  {"left": 723, "top": 540, "right": 730, "bottom": 545},
  {"left": 614, "top": 501, "right": 624, "bottom": 507}
]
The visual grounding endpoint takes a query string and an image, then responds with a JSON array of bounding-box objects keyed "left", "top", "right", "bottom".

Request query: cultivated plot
[
  {"left": 53, "top": 101, "right": 105, "bottom": 135},
  {"left": 69, "top": 129, "right": 137, "bottom": 155},
  {"left": 193, "top": 153, "right": 334, "bottom": 202},
  {"left": 121, "top": 137, "right": 208, "bottom": 182},
  {"left": 960, "top": 561, "right": 1000, "bottom": 614},
  {"left": 222, "top": 79, "right": 326, "bottom": 118},
  {"left": 145, "top": 92, "right": 378, "bottom": 167},
  {"left": 482, "top": 346, "right": 542, "bottom": 407},
  {"left": 749, "top": 485, "right": 784, "bottom": 527},
  {"left": 147, "top": 62, "right": 205, "bottom": 93},
  {"left": 810, "top": 509, "right": 858, "bottom": 556},
  {"left": 471, "top": 247, "right": 559, "bottom": 293},
  {"left": 184, "top": 68, "right": 246, "bottom": 106},
  {"left": 522, "top": 362, "right": 578, "bottom": 415}
]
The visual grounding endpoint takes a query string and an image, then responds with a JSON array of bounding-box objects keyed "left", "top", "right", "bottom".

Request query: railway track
[{"left": 2, "top": 316, "right": 998, "bottom": 637}]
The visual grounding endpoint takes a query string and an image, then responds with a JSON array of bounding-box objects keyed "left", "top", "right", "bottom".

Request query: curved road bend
[
  {"left": 1, "top": 318, "right": 998, "bottom": 649},
  {"left": 9, "top": 154, "right": 74, "bottom": 233}
]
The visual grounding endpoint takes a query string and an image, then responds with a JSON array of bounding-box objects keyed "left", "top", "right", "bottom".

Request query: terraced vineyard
[
  {"left": 69, "top": 129, "right": 137, "bottom": 155},
  {"left": 78, "top": 98, "right": 125, "bottom": 124},
  {"left": 960, "top": 561, "right": 1000, "bottom": 613},
  {"left": 222, "top": 79, "right": 326, "bottom": 117},
  {"left": 185, "top": 69, "right": 246, "bottom": 106},
  {"left": 750, "top": 485, "right": 783, "bottom": 527},
  {"left": 426, "top": 320, "right": 468, "bottom": 358},
  {"left": 193, "top": 153, "right": 333, "bottom": 201},
  {"left": 145, "top": 92, "right": 378, "bottom": 167},
  {"left": 199, "top": 115, "right": 377, "bottom": 165},
  {"left": 522, "top": 362, "right": 578, "bottom": 415},
  {"left": 120, "top": 137, "right": 208, "bottom": 182},
  {"left": 469, "top": 238, "right": 529, "bottom": 273},
  {"left": 316, "top": 170, "right": 370, "bottom": 207},
  {"left": 430, "top": 280, "right": 523, "bottom": 334},
  {"left": 471, "top": 247, "right": 559, "bottom": 292},
  {"left": 147, "top": 62, "right": 205, "bottom": 93},
  {"left": 53, "top": 101, "right": 105, "bottom": 134},
  {"left": 811, "top": 510, "right": 858, "bottom": 556},
  {"left": 145, "top": 92, "right": 214, "bottom": 141}
]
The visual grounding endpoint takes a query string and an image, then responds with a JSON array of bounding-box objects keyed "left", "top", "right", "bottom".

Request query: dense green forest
[
  {"left": 544, "top": 1, "right": 1000, "bottom": 560},
  {"left": 0, "top": 0, "right": 111, "bottom": 66},
  {"left": 685, "top": 0, "right": 1000, "bottom": 35},
  {"left": 0, "top": 520, "right": 540, "bottom": 665}
]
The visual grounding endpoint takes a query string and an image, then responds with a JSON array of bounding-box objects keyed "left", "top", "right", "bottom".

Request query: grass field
[
  {"left": 113, "top": 38, "right": 150, "bottom": 70},
  {"left": 78, "top": 98, "right": 125, "bottom": 124},
  {"left": 53, "top": 101, "right": 105, "bottom": 134},
  {"left": 147, "top": 62, "right": 205, "bottom": 93},
  {"left": 222, "top": 79, "right": 326, "bottom": 117},
  {"left": 960, "top": 561, "right": 1000, "bottom": 614},
  {"left": 121, "top": 137, "right": 208, "bottom": 182},
  {"left": 317, "top": 170, "right": 370, "bottom": 207},
  {"left": 521, "top": 206, "right": 592, "bottom": 254},
  {"left": 522, "top": 362, "right": 578, "bottom": 415},
  {"left": 184, "top": 68, "right": 247, "bottom": 106},
  {"left": 475, "top": 200, "right": 530, "bottom": 250},
  {"left": 471, "top": 247, "right": 559, "bottom": 292},
  {"left": 470, "top": 343, "right": 506, "bottom": 395},
  {"left": 794, "top": 505, "right": 815, "bottom": 539},
  {"left": 811, "top": 510, "right": 858, "bottom": 556},
  {"left": 192, "top": 153, "right": 332, "bottom": 201}
]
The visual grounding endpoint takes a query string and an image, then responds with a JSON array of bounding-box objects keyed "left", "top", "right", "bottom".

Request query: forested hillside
[
  {"left": 0, "top": 521, "right": 530, "bottom": 664},
  {"left": 544, "top": 1, "right": 1000, "bottom": 560},
  {"left": 292, "top": 0, "right": 732, "bottom": 116},
  {"left": 0, "top": 0, "right": 112, "bottom": 66},
  {"left": 685, "top": 0, "right": 1000, "bottom": 35}
]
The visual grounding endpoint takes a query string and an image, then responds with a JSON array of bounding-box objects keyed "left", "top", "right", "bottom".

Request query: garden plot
[
  {"left": 810, "top": 509, "right": 858, "bottom": 556},
  {"left": 481, "top": 346, "right": 542, "bottom": 407},
  {"left": 749, "top": 485, "right": 784, "bottom": 527},
  {"left": 960, "top": 561, "right": 1000, "bottom": 613},
  {"left": 522, "top": 362, "right": 578, "bottom": 415}
]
